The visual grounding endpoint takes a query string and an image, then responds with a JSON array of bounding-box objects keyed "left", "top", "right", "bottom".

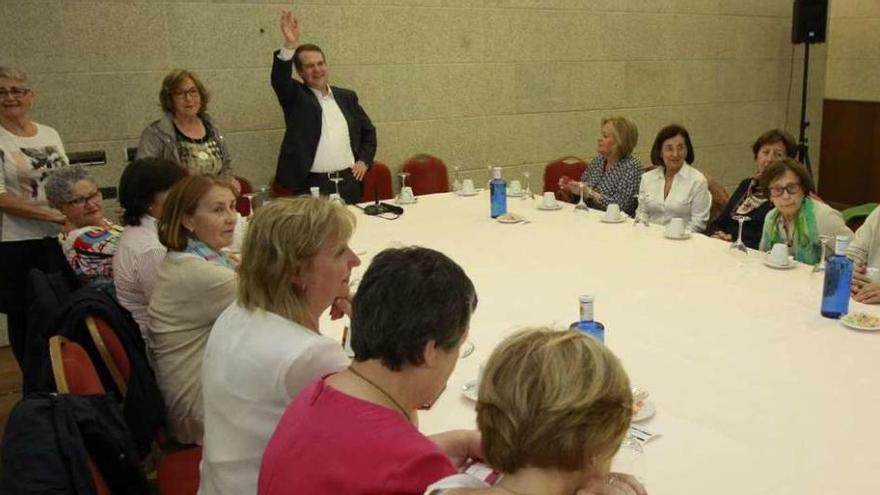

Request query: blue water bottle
[
  {"left": 489, "top": 167, "right": 507, "bottom": 218},
  {"left": 821, "top": 235, "right": 854, "bottom": 319},
  {"left": 574, "top": 295, "right": 605, "bottom": 343}
]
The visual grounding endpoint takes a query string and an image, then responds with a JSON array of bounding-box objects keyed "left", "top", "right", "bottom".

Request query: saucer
[
  {"left": 456, "top": 190, "right": 479, "bottom": 197},
  {"left": 497, "top": 213, "right": 525, "bottom": 224},
  {"left": 537, "top": 203, "right": 563, "bottom": 211},
  {"left": 507, "top": 191, "right": 524, "bottom": 198},
  {"left": 763, "top": 258, "right": 797, "bottom": 270},
  {"left": 461, "top": 380, "right": 478, "bottom": 401},
  {"left": 663, "top": 232, "right": 691, "bottom": 240},
  {"left": 632, "top": 400, "right": 656, "bottom": 422},
  {"left": 600, "top": 216, "right": 627, "bottom": 223}
]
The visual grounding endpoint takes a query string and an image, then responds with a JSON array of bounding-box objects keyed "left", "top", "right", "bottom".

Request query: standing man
[{"left": 271, "top": 9, "right": 377, "bottom": 204}]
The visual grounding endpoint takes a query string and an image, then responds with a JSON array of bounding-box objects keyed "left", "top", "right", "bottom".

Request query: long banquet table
[{"left": 319, "top": 191, "right": 880, "bottom": 494}]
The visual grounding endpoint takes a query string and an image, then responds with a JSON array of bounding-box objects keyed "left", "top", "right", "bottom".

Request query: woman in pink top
[{"left": 258, "top": 246, "right": 481, "bottom": 495}]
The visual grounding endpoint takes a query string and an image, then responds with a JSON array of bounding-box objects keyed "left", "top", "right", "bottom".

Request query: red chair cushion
[
  {"left": 360, "top": 161, "right": 394, "bottom": 202},
  {"left": 543, "top": 157, "right": 587, "bottom": 200},
  {"left": 63, "top": 342, "right": 105, "bottom": 395},
  {"left": 158, "top": 446, "right": 202, "bottom": 495},
  {"left": 401, "top": 155, "right": 449, "bottom": 196},
  {"left": 94, "top": 317, "right": 130, "bottom": 382}
]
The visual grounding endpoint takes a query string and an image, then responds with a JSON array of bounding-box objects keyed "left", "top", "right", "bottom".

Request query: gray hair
[
  {"left": 45, "top": 165, "right": 95, "bottom": 208},
  {"left": 0, "top": 67, "right": 28, "bottom": 85}
]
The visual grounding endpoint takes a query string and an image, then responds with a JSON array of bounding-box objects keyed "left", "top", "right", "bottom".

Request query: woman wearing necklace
[
  {"left": 136, "top": 70, "right": 239, "bottom": 195},
  {"left": 259, "top": 246, "right": 481, "bottom": 495},
  {"left": 148, "top": 175, "right": 239, "bottom": 445},
  {"left": 424, "top": 328, "right": 644, "bottom": 495}
]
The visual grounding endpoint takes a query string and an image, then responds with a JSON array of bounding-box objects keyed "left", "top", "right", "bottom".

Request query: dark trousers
[
  {"left": 0, "top": 237, "right": 70, "bottom": 368},
  {"left": 304, "top": 169, "right": 362, "bottom": 205}
]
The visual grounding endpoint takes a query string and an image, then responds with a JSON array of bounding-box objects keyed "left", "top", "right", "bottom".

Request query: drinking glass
[
  {"left": 612, "top": 433, "right": 647, "bottom": 484},
  {"left": 729, "top": 215, "right": 750, "bottom": 254},
  {"left": 329, "top": 174, "right": 345, "bottom": 205},
  {"left": 813, "top": 235, "right": 833, "bottom": 273},
  {"left": 397, "top": 172, "right": 411, "bottom": 203},
  {"left": 522, "top": 170, "right": 532, "bottom": 200},
  {"left": 633, "top": 193, "right": 650, "bottom": 226},
  {"left": 486, "top": 165, "right": 493, "bottom": 188},
  {"left": 452, "top": 165, "right": 462, "bottom": 193},
  {"left": 574, "top": 182, "right": 589, "bottom": 212}
]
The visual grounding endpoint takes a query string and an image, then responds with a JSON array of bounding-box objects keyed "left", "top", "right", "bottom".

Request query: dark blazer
[
  {"left": 271, "top": 50, "right": 377, "bottom": 191},
  {"left": 707, "top": 177, "right": 773, "bottom": 249}
]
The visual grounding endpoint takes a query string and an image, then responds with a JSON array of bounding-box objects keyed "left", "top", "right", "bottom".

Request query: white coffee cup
[
  {"left": 461, "top": 179, "right": 476, "bottom": 194},
  {"left": 666, "top": 218, "right": 686, "bottom": 237},
  {"left": 605, "top": 203, "right": 621, "bottom": 220},
  {"left": 509, "top": 180, "right": 522, "bottom": 195},
  {"left": 400, "top": 186, "right": 415, "bottom": 203},
  {"left": 542, "top": 191, "right": 558, "bottom": 208},
  {"left": 309, "top": 186, "right": 321, "bottom": 198},
  {"left": 866, "top": 266, "right": 880, "bottom": 283},
  {"left": 769, "top": 243, "right": 790, "bottom": 265}
]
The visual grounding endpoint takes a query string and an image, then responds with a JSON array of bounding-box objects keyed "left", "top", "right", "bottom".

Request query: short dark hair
[
  {"left": 759, "top": 158, "right": 814, "bottom": 196},
  {"left": 293, "top": 44, "right": 326, "bottom": 72},
  {"left": 351, "top": 247, "right": 478, "bottom": 371},
  {"left": 118, "top": 158, "right": 188, "bottom": 226},
  {"left": 650, "top": 124, "right": 695, "bottom": 167},
  {"left": 751, "top": 129, "right": 797, "bottom": 160}
]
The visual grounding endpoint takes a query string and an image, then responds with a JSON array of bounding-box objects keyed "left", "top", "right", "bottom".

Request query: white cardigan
[{"left": 638, "top": 163, "right": 711, "bottom": 232}]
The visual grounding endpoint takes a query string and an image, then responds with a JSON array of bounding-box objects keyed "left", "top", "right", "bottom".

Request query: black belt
[{"left": 308, "top": 168, "right": 353, "bottom": 179}]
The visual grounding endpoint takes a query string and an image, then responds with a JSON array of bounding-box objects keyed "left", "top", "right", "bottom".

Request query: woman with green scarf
[{"left": 758, "top": 159, "right": 852, "bottom": 265}]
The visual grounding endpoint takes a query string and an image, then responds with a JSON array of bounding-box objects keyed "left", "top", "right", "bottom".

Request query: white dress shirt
[
  {"left": 198, "top": 301, "right": 350, "bottom": 495},
  {"left": 638, "top": 163, "right": 711, "bottom": 232},
  {"left": 277, "top": 47, "right": 354, "bottom": 173},
  {"left": 112, "top": 215, "right": 165, "bottom": 337}
]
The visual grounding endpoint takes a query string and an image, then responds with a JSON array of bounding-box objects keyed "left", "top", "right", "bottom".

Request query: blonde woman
[
  {"left": 560, "top": 116, "right": 642, "bottom": 216},
  {"left": 200, "top": 197, "right": 360, "bottom": 495},
  {"left": 426, "top": 328, "right": 645, "bottom": 495}
]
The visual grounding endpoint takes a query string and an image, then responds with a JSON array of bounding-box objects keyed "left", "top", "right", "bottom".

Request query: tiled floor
[{"left": 0, "top": 346, "right": 22, "bottom": 441}]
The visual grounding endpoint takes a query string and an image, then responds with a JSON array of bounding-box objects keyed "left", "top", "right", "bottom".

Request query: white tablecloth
[{"left": 321, "top": 191, "right": 880, "bottom": 494}]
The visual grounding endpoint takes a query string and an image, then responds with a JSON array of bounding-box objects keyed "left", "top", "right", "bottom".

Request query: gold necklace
[{"left": 347, "top": 366, "right": 410, "bottom": 420}]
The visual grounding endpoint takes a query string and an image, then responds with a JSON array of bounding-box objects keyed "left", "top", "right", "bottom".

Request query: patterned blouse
[
  {"left": 578, "top": 154, "right": 643, "bottom": 216},
  {"left": 59, "top": 220, "right": 124, "bottom": 295},
  {"left": 175, "top": 119, "right": 225, "bottom": 175}
]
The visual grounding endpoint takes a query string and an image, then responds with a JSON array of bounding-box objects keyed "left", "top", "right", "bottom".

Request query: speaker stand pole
[{"left": 797, "top": 42, "right": 813, "bottom": 177}]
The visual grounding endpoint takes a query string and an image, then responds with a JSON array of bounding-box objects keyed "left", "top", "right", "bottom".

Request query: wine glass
[
  {"left": 452, "top": 165, "right": 462, "bottom": 193},
  {"left": 612, "top": 432, "right": 647, "bottom": 484},
  {"left": 522, "top": 170, "right": 532, "bottom": 200},
  {"left": 729, "top": 216, "right": 750, "bottom": 254},
  {"left": 633, "top": 193, "right": 649, "bottom": 226},
  {"left": 574, "top": 182, "right": 589, "bottom": 212},
  {"left": 397, "top": 172, "right": 411, "bottom": 203},
  {"left": 813, "top": 234, "right": 833, "bottom": 273},
  {"left": 329, "top": 174, "right": 345, "bottom": 205}
]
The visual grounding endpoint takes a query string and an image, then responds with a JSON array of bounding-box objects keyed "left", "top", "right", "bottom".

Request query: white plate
[
  {"left": 497, "top": 214, "right": 525, "bottom": 224},
  {"left": 461, "top": 379, "right": 478, "bottom": 401},
  {"left": 537, "top": 203, "right": 563, "bottom": 211},
  {"left": 763, "top": 258, "right": 797, "bottom": 270},
  {"left": 456, "top": 190, "right": 480, "bottom": 197},
  {"left": 600, "top": 216, "right": 627, "bottom": 224},
  {"left": 663, "top": 232, "right": 691, "bottom": 240},
  {"left": 632, "top": 400, "right": 656, "bottom": 422},
  {"left": 840, "top": 314, "right": 880, "bottom": 332}
]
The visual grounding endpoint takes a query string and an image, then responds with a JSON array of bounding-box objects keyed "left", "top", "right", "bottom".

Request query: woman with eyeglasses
[
  {"left": 758, "top": 159, "right": 852, "bottom": 264},
  {"left": 136, "top": 70, "right": 239, "bottom": 194},
  {"left": 0, "top": 66, "right": 71, "bottom": 365},
  {"left": 45, "top": 165, "right": 123, "bottom": 294}
]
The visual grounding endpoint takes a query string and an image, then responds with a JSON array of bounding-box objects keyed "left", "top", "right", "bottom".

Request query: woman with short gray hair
[
  {"left": 45, "top": 164, "right": 123, "bottom": 294},
  {"left": 0, "top": 66, "right": 70, "bottom": 365}
]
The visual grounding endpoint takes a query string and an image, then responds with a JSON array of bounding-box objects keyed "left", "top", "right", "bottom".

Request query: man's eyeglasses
[
  {"left": 172, "top": 88, "right": 200, "bottom": 100},
  {"left": 768, "top": 183, "right": 802, "bottom": 197},
  {"left": 64, "top": 190, "right": 102, "bottom": 208},
  {"left": 0, "top": 87, "right": 31, "bottom": 99}
]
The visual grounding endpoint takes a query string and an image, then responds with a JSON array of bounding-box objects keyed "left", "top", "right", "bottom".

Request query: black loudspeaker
[{"left": 792, "top": 0, "right": 828, "bottom": 44}]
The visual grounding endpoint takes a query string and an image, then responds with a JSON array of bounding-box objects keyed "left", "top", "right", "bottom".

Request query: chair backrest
[
  {"left": 401, "top": 154, "right": 449, "bottom": 196},
  {"left": 360, "top": 161, "right": 394, "bottom": 202},
  {"left": 271, "top": 177, "right": 296, "bottom": 198},
  {"left": 843, "top": 203, "right": 878, "bottom": 231},
  {"left": 705, "top": 175, "right": 731, "bottom": 227},
  {"left": 86, "top": 315, "right": 130, "bottom": 397},
  {"left": 49, "top": 335, "right": 105, "bottom": 395},
  {"left": 234, "top": 175, "right": 255, "bottom": 216},
  {"left": 543, "top": 156, "right": 587, "bottom": 199}
]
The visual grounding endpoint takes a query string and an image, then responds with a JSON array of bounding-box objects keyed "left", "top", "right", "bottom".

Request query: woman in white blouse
[
  {"left": 113, "top": 158, "right": 187, "bottom": 337},
  {"left": 199, "top": 197, "right": 360, "bottom": 495},
  {"left": 638, "top": 124, "right": 711, "bottom": 232}
]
